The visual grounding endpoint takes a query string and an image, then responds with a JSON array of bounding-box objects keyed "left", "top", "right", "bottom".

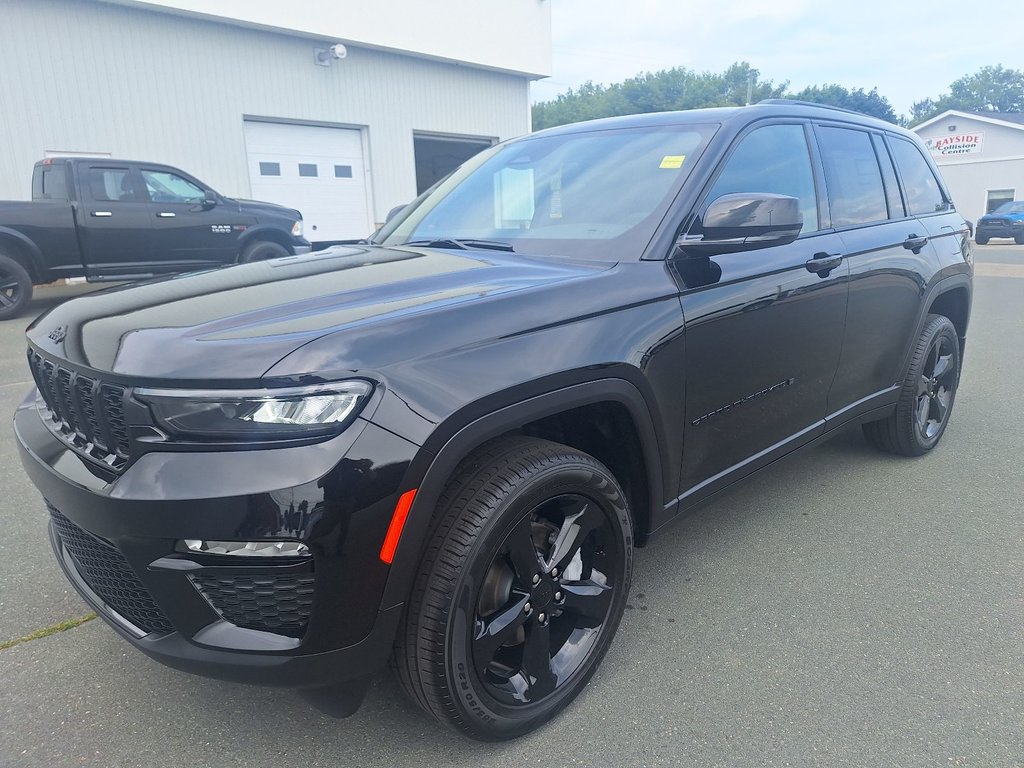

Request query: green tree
[
  {"left": 789, "top": 84, "right": 897, "bottom": 123},
  {"left": 910, "top": 65, "right": 1024, "bottom": 125},
  {"left": 532, "top": 62, "right": 787, "bottom": 130}
]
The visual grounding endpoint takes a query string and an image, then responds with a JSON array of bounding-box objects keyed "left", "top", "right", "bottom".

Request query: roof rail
[{"left": 756, "top": 98, "right": 870, "bottom": 118}]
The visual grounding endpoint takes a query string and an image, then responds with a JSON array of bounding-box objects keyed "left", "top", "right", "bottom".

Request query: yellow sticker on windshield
[{"left": 660, "top": 155, "right": 686, "bottom": 169}]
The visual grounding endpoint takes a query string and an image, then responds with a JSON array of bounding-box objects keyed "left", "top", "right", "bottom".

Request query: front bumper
[
  {"left": 15, "top": 396, "right": 417, "bottom": 689},
  {"left": 976, "top": 221, "right": 1024, "bottom": 239}
]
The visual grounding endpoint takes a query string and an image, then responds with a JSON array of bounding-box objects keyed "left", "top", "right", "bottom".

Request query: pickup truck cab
[{"left": 0, "top": 158, "right": 311, "bottom": 319}]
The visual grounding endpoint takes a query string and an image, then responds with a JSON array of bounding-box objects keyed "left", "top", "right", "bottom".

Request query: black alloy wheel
[
  {"left": 393, "top": 437, "right": 632, "bottom": 741},
  {"left": 472, "top": 492, "right": 618, "bottom": 706},
  {"left": 915, "top": 333, "right": 957, "bottom": 441},
  {"left": 0, "top": 253, "right": 32, "bottom": 321},
  {"left": 863, "top": 313, "right": 961, "bottom": 456}
]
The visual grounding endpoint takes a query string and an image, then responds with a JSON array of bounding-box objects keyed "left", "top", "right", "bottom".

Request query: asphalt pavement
[{"left": 1, "top": 249, "right": 1021, "bottom": 767}]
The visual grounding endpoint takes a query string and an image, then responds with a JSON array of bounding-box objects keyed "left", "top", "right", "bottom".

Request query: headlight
[
  {"left": 135, "top": 381, "right": 371, "bottom": 440},
  {"left": 291, "top": 219, "right": 304, "bottom": 237}
]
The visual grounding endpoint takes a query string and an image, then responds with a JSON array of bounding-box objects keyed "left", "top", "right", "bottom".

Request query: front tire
[
  {"left": 0, "top": 253, "right": 33, "bottom": 321},
  {"left": 238, "top": 239, "right": 289, "bottom": 263},
  {"left": 863, "top": 314, "right": 960, "bottom": 456},
  {"left": 975, "top": 235, "right": 989, "bottom": 245},
  {"left": 393, "top": 437, "right": 633, "bottom": 741}
]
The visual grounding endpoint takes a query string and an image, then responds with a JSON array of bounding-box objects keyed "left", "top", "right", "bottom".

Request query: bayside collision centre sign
[{"left": 924, "top": 133, "right": 984, "bottom": 158}]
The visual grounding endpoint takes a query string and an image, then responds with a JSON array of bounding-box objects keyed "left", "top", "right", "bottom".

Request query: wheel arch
[
  {"left": 0, "top": 228, "right": 44, "bottom": 282},
  {"left": 897, "top": 272, "right": 972, "bottom": 383},
  {"left": 379, "top": 378, "right": 666, "bottom": 609},
  {"left": 237, "top": 226, "right": 296, "bottom": 257}
]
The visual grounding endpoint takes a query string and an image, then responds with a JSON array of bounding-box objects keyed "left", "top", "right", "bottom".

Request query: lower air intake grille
[
  {"left": 189, "top": 573, "right": 315, "bottom": 637},
  {"left": 49, "top": 505, "right": 173, "bottom": 634}
]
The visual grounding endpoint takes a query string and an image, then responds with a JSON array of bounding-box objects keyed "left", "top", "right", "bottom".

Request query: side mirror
[
  {"left": 201, "top": 189, "right": 218, "bottom": 209},
  {"left": 677, "top": 193, "right": 803, "bottom": 257}
]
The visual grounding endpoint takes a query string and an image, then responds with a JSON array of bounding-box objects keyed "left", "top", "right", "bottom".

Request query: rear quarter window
[
  {"left": 32, "top": 165, "right": 68, "bottom": 200},
  {"left": 889, "top": 138, "right": 947, "bottom": 215}
]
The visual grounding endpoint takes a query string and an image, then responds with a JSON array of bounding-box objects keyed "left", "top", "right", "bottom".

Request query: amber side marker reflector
[{"left": 380, "top": 489, "right": 417, "bottom": 564}]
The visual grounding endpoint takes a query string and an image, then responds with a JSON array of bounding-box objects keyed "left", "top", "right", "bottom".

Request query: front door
[
  {"left": 140, "top": 167, "right": 237, "bottom": 267},
  {"left": 675, "top": 121, "right": 849, "bottom": 504}
]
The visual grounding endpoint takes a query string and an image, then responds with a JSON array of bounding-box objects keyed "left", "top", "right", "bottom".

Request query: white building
[
  {"left": 912, "top": 110, "right": 1024, "bottom": 226},
  {"left": 0, "top": 0, "right": 552, "bottom": 241}
]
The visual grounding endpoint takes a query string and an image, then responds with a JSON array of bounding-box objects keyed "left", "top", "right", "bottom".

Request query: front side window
[
  {"left": 379, "top": 124, "right": 715, "bottom": 260},
  {"left": 141, "top": 170, "right": 205, "bottom": 204},
  {"left": 705, "top": 123, "right": 819, "bottom": 234},
  {"left": 88, "top": 168, "right": 135, "bottom": 202},
  {"left": 816, "top": 127, "right": 888, "bottom": 227},
  {"left": 889, "top": 138, "right": 946, "bottom": 215}
]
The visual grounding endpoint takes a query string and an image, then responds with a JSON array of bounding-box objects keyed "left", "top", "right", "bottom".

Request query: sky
[{"left": 530, "top": 0, "right": 1022, "bottom": 118}]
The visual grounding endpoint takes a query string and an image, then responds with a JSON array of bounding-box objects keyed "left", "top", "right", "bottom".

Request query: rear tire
[
  {"left": 238, "top": 240, "right": 289, "bottom": 263},
  {"left": 1015, "top": 233, "right": 1024, "bottom": 245},
  {"left": 392, "top": 436, "right": 633, "bottom": 741},
  {"left": 863, "top": 314, "right": 960, "bottom": 457},
  {"left": 0, "top": 253, "right": 33, "bottom": 321},
  {"left": 974, "top": 235, "right": 989, "bottom": 245}
]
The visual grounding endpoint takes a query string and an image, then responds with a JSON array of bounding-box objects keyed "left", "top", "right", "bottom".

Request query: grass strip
[{"left": 0, "top": 613, "right": 97, "bottom": 651}]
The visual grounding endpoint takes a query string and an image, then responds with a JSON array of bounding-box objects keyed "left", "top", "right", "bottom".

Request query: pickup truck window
[
  {"left": 32, "top": 166, "right": 68, "bottom": 200},
  {"left": 380, "top": 124, "right": 715, "bottom": 260},
  {"left": 141, "top": 170, "right": 205, "bottom": 204},
  {"left": 89, "top": 167, "right": 136, "bottom": 202}
]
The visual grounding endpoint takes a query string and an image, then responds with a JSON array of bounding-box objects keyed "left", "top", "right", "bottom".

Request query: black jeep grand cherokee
[{"left": 16, "top": 102, "right": 972, "bottom": 741}]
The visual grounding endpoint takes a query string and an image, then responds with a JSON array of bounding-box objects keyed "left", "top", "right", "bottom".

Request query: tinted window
[
  {"left": 141, "top": 170, "right": 204, "bottom": 203},
  {"left": 707, "top": 123, "right": 819, "bottom": 233},
  {"left": 88, "top": 168, "right": 135, "bottom": 202},
  {"left": 889, "top": 138, "right": 946, "bottom": 215},
  {"left": 816, "top": 127, "right": 887, "bottom": 227},
  {"left": 34, "top": 166, "right": 67, "bottom": 200}
]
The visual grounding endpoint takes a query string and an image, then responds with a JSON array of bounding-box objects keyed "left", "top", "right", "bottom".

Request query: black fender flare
[
  {"left": 236, "top": 226, "right": 296, "bottom": 255},
  {"left": 897, "top": 270, "right": 972, "bottom": 383},
  {"left": 0, "top": 226, "right": 45, "bottom": 280},
  {"left": 379, "top": 377, "right": 666, "bottom": 609}
]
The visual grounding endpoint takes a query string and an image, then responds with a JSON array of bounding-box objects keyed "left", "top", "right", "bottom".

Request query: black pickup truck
[{"left": 0, "top": 158, "right": 311, "bottom": 319}]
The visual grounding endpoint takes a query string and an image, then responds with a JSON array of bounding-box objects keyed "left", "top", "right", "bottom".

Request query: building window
[
  {"left": 334, "top": 165, "right": 353, "bottom": 178},
  {"left": 259, "top": 162, "right": 280, "bottom": 176},
  {"left": 298, "top": 163, "right": 318, "bottom": 177},
  {"left": 986, "top": 189, "right": 1015, "bottom": 213}
]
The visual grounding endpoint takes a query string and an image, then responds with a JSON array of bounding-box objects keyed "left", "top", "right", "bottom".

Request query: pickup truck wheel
[
  {"left": 392, "top": 436, "right": 633, "bottom": 741},
  {"left": 0, "top": 254, "right": 32, "bottom": 321},
  {"left": 238, "top": 240, "right": 289, "bottom": 263},
  {"left": 863, "top": 314, "right": 960, "bottom": 457},
  {"left": 1015, "top": 233, "right": 1024, "bottom": 245},
  {"left": 974, "top": 235, "right": 989, "bottom": 245}
]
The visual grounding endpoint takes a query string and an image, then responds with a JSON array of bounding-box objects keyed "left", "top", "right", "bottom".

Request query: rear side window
[
  {"left": 33, "top": 166, "right": 68, "bottom": 200},
  {"left": 815, "top": 127, "right": 887, "bottom": 227},
  {"left": 88, "top": 168, "right": 135, "bottom": 202},
  {"left": 707, "top": 123, "right": 819, "bottom": 233},
  {"left": 889, "top": 138, "right": 947, "bottom": 215}
]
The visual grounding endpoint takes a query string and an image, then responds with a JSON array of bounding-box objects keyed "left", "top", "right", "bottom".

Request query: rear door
[
  {"left": 676, "top": 120, "right": 848, "bottom": 502},
  {"left": 140, "top": 166, "right": 237, "bottom": 267},
  {"left": 75, "top": 162, "right": 154, "bottom": 274},
  {"left": 819, "top": 124, "right": 941, "bottom": 416}
]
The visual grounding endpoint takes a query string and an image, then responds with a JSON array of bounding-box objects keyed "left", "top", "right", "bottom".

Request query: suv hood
[{"left": 27, "top": 246, "right": 613, "bottom": 382}]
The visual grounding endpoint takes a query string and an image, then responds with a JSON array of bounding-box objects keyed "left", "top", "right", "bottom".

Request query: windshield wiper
[{"left": 401, "top": 238, "right": 515, "bottom": 252}]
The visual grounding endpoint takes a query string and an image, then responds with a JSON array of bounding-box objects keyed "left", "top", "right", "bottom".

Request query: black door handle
[
  {"left": 805, "top": 252, "right": 843, "bottom": 274},
  {"left": 903, "top": 234, "right": 928, "bottom": 252}
]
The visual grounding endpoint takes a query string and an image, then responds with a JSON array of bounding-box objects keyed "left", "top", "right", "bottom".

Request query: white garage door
[{"left": 243, "top": 121, "right": 372, "bottom": 242}]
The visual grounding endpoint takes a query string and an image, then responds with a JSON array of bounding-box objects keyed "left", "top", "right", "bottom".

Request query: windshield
[
  {"left": 377, "top": 124, "right": 716, "bottom": 259},
  {"left": 994, "top": 201, "right": 1024, "bottom": 214}
]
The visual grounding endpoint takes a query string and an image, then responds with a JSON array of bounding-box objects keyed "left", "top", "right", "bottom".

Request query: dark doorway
[{"left": 414, "top": 133, "right": 494, "bottom": 194}]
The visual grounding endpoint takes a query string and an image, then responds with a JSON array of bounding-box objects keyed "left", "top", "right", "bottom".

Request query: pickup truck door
[
  {"left": 673, "top": 121, "right": 849, "bottom": 507},
  {"left": 76, "top": 163, "right": 155, "bottom": 275},
  {"left": 140, "top": 167, "right": 238, "bottom": 267}
]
